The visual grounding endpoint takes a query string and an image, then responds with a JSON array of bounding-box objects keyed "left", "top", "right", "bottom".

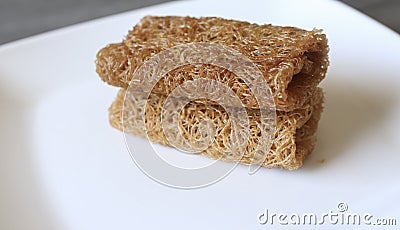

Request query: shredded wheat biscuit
[
  {"left": 109, "top": 88, "right": 324, "bottom": 170},
  {"left": 96, "top": 16, "right": 329, "bottom": 111}
]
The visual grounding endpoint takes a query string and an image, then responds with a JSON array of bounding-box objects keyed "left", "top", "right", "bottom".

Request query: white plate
[{"left": 1, "top": 0, "right": 399, "bottom": 229}]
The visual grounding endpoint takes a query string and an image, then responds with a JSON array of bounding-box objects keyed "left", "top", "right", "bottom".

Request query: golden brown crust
[
  {"left": 108, "top": 88, "right": 324, "bottom": 170},
  {"left": 99, "top": 16, "right": 329, "bottom": 170},
  {"left": 96, "top": 16, "right": 329, "bottom": 111}
]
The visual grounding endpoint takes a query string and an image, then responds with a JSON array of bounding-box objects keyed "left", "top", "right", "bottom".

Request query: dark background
[{"left": 1, "top": 0, "right": 399, "bottom": 45}]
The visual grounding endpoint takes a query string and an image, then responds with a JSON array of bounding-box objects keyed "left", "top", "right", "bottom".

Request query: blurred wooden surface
[
  {"left": 341, "top": 0, "right": 399, "bottom": 33},
  {"left": 0, "top": 0, "right": 399, "bottom": 45}
]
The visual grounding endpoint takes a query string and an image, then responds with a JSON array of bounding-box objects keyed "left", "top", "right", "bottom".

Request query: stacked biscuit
[{"left": 96, "top": 16, "right": 329, "bottom": 170}]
